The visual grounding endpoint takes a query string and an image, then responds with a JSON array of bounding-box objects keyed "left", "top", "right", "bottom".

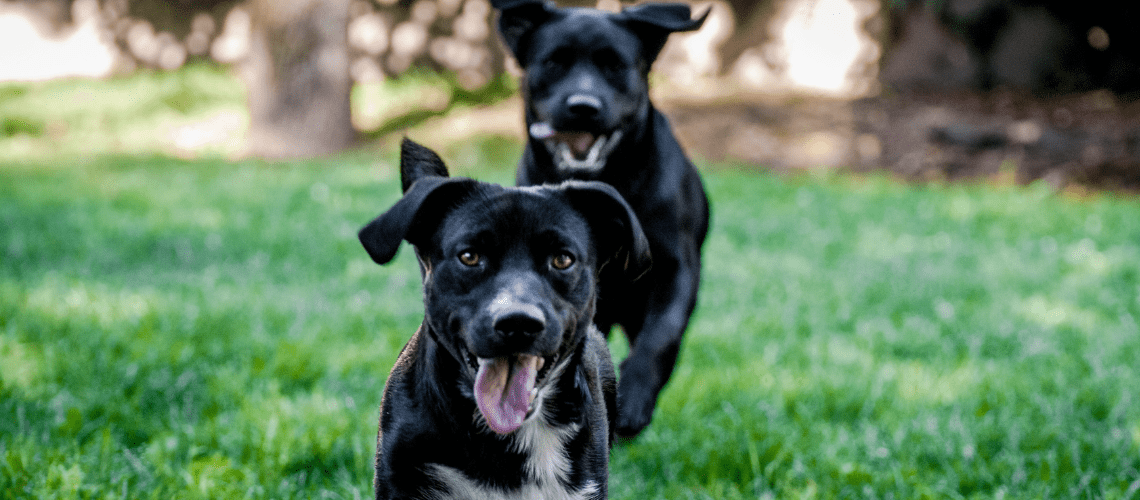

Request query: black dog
[
  {"left": 360, "top": 139, "right": 651, "bottom": 499},
  {"left": 493, "top": 0, "right": 710, "bottom": 437}
]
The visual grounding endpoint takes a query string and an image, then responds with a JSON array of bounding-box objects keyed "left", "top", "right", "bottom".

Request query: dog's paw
[
  {"left": 615, "top": 387, "right": 655, "bottom": 439},
  {"left": 615, "top": 407, "right": 652, "bottom": 439}
]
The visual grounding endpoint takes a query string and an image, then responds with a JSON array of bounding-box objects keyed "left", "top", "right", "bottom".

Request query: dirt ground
[
  {"left": 660, "top": 89, "right": 1140, "bottom": 192},
  {"left": 419, "top": 84, "right": 1140, "bottom": 193}
]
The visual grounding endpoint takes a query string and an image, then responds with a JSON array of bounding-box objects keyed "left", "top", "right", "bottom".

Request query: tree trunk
[
  {"left": 244, "top": 0, "right": 356, "bottom": 158},
  {"left": 717, "top": 0, "right": 780, "bottom": 74}
]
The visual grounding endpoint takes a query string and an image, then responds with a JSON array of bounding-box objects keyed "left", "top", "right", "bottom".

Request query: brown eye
[
  {"left": 458, "top": 251, "right": 480, "bottom": 266},
  {"left": 551, "top": 253, "right": 574, "bottom": 270}
]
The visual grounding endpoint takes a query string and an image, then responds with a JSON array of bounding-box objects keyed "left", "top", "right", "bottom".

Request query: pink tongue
[
  {"left": 553, "top": 132, "right": 597, "bottom": 157},
  {"left": 474, "top": 355, "right": 539, "bottom": 434}
]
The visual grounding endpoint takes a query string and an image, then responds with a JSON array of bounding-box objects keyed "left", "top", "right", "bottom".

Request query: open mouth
[
  {"left": 469, "top": 352, "right": 555, "bottom": 435},
  {"left": 530, "top": 122, "right": 622, "bottom": 173}
]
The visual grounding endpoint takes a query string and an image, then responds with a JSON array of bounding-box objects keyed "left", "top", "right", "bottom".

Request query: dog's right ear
[
  {"left": 619, "top": 2, "right": 709, "bottom": 65},
  {"left": 359, "top": 176, "right": 480, "bottom": 265},
  {"left": 400, "top": 138, "right": 450, "bottom": 193},
  {"left": 493, "top": 0, "right": 555, "bottom": 61},
  {"left": 560, "top": 181, "right": 653, "bottom": 280}
]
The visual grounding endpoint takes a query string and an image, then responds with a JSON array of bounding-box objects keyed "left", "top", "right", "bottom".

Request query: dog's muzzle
[{"left": 530, "top": 121, "right": 623, "bottom": 174}]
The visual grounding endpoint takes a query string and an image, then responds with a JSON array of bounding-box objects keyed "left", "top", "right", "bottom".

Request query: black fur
[
  {"left": 361, "top": 139, "right": 651, "bottom": 499},
  {"left": 493, "top": 0, "right": 710, "bottom": 438}
]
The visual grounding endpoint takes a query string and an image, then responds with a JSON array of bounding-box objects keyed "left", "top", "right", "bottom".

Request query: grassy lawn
[{"left": 2, "top": 68, "right": 1140, "bottom": 499}]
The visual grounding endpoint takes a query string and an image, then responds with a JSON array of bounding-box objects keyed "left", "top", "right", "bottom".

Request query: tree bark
[
  {"left": 244, "top": 0, "right": 356, "bottom": 158},
  {"left": 717, "top": 0, "right": 779, "bottom": 74}
]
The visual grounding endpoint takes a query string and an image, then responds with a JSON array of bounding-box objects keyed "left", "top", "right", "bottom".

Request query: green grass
[
  {"left": 615, "top": 173, "right": 1140, "bottom": 499},
  {"left": 3, "top": 69, "right": 1140, "bottom": 499}
]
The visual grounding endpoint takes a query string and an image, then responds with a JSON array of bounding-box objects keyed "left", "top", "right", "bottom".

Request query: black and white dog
[
  {"left": 360, "top": 139, "right": 652, "bottom": 499},
  {"left": 493, "top": 0, "right": 710, "bottom": 437}
]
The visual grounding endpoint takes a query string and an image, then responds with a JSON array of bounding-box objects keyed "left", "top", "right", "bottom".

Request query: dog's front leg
[{"left": 616, "top": 250, "right": 700, "bottom": 438}]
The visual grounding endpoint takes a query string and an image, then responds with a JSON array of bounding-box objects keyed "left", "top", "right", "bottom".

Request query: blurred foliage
[
  {"left": 0, "top": 64, "right": 519, "bottom": 161},
  {"left": 358, "top": 69, "right": 518, "bottom": 139}
]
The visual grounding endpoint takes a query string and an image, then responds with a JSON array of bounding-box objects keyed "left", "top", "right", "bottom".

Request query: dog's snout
[
  {"left": 566, "top": 94, "right": 602, "bottom": 117},
  {"left": 493, "top": 308, "right": 546, "bottom": 339}
]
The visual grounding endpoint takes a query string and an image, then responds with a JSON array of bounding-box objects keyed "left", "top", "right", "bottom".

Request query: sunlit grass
[
  {"left": 0, "top": 65, "right": 246, "bottom": 159},
  {"left": 2, "top": 69, "right": 1140, "bottom": 498}
]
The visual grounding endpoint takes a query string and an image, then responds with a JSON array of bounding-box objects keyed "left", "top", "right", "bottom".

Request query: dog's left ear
[
  {"left": 560, "top": 181, "right": 652, "bottom": 279},
  {"left": 493, "top": 0, "right": 556, "bottom": 62},
  {"left": 618, "top": 2, "right": 709, "bottom": 65}
]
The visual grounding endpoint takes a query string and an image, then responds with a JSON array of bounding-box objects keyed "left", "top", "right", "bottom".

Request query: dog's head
[
  {"left": 494, "top": 0, "right": 707, "bottom": 174},
  {"left": 360, "top": 139, "right": 651, "bottom": 434}
]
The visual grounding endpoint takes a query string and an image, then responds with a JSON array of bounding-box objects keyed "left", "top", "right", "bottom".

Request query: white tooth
[
  {"left": 584, "top": 135, "right": 606, "bottom": 164},
  {"left": 558, "top": 144, "right": 581, "bottom": 169},
  {"left": 551, "top": 133, "right": 622, "bottom": 173}
]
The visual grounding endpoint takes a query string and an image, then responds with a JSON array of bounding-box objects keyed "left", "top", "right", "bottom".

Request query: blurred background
[
  {"left": 2, "top": 0, "right": 1138, "bottom": 189},
  {"left": 5, "top": 2, "right": 1140, "bottom": 497}
]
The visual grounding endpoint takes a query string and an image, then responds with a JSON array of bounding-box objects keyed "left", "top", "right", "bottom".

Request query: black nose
[
  {"left": 493, "top": 310, "right": 546, "bottom": 339},
  {"left": 566, "top": 94, "right": 602, "bottom": 117}
]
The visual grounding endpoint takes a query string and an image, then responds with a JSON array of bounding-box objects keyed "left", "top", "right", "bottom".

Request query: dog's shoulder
[
  {"left": 580, "top": 327, "right": 617, "bottom": 395},
  {"left": 376, "top": 327, "right": 466, "bottom": 458},
  {"left": 646, "top": 107, "right": 700, "bottom": 177},
  {"left": 638, "top": 106, "right": 710, "bottom": 225},
  {"left": 580, "top": 326, "right": 618, "bottom": 448}
]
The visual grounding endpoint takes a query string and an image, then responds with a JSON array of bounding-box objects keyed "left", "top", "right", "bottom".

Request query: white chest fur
[{"left": 424, "top": 384, "right": 599, "bottom": 500}]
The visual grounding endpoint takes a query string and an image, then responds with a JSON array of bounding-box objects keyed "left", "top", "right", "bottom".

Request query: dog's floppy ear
[
  {"left": 619, "top": 2, "right": 709, "bottom": 65},
  {"left": 359, "top": 176, "right": 480, "bottom": 265},
  {"left": 560, "top": 181, "right": 652, "bottom": 279},
  {"left": 493, "top": 0, "right": 555, "bottom": 62},
  {"left": 400, "top": 137, "right": 449, "bottom": 193}
]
